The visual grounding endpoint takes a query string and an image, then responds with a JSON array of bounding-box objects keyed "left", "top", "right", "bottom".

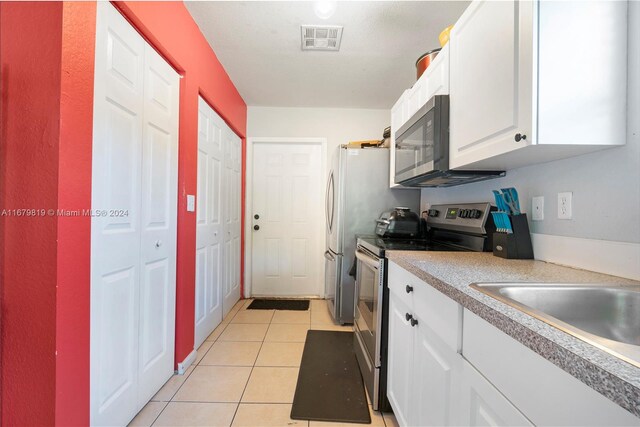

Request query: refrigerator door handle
[
  {"left": 324, "top": 250, "right": 335, "bottom": 261},
  {"left": 325, "top": 171, "right": 334, "bottom": 232}
]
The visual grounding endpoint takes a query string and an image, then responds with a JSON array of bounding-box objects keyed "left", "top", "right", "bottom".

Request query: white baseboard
[
  {"left": 177, "top": 349, "right": 197, "bottom": 375},
  {"left": 531, "top": 233, "right": 640, "bottom": 281}
]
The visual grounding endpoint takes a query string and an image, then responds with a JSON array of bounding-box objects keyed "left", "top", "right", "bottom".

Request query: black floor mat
[
  {"left": 247, "top": 299, "right": 309, "bottom": 310},
  {"left": 291, "top": 330, "right": 371, "bottom": 424}
]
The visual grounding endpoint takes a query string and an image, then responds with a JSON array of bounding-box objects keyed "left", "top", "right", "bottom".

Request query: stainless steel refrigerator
[{"left": 324, "top": 146, "right": 420, "bottom": 324}]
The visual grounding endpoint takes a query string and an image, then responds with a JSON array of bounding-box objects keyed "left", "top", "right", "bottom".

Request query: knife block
[{"left": 492, "top": 214, "right": 534, "bottom": 259}]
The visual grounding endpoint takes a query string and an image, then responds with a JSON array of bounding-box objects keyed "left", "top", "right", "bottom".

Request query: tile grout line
[
  {"left": 145, "top": 401, "right": 168, "bottom": 427},
  {"left": 228, "top": 308, "right": 274, "bottom": 426},
  {"left": 151, "top": 301, "right": 354, "bottom": 426},
  {"left": 149, "top": 300, "right": 244, "bottom": 426}
]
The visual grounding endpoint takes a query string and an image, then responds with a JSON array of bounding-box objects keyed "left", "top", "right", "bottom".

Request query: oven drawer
[{"left": 388, "top": 260, "right": 461, "bottom": 353}]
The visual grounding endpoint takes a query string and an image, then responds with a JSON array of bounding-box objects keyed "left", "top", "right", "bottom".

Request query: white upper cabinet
[
  {"left": 421, "top": 44, "right": 450, "bottom": 108},
  {"left": 449, "top": 0, "right": 628, "bottom": 170},
  {"left": 449, "top": 0, "right": 533, "bottom": 169}
]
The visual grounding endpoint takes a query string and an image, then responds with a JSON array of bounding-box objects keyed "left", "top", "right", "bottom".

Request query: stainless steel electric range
[{"left": 353, "top": 202, "right": 496, "bottom": 411}]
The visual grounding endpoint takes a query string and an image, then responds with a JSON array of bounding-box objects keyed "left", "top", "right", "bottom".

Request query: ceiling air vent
[{"left": 301, "top": 25, "right": 343, "bottom": 51}]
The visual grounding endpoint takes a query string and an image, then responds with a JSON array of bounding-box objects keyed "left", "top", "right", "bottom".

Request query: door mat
[
  {"left": 291, "top": 330, "right": 371, "bottom": 424},
  {"left": 247, "top": 299, "right": 310, "bottom": 311}
]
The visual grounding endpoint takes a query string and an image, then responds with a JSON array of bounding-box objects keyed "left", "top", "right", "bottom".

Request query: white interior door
[
  {"left": 223, "top": 128, "right": 242, "bottom": 316},
  {"left": 137, "top": 39, "right": 179, "bottom": 406},
  {"left": 91, "top": 4, "right": 144, "bottom": 424},
  {"left": 91, "top": 3, "right": 178, "bottom": 425},
  {"left": 251, "top": 142, "right": 323, "bottom": 297},
  {"left": 195, "top": 97, "right": 224, "bottom": 347}
]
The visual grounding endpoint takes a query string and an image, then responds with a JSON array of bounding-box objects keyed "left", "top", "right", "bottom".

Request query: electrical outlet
[
  {"left": 558, "top": 192, "right": 572, "bottom": 219},
  {"left": 532, "top": 196, "right": 544, "bottom": 221}
]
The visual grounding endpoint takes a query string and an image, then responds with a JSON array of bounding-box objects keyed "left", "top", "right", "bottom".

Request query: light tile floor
[{"left": 129, "top": 299, "right": 399, "bottom": 427}]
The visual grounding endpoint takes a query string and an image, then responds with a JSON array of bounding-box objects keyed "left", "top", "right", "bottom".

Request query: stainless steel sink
[{"left": 470, "top": 283, "right": 640, "bottom": 367}]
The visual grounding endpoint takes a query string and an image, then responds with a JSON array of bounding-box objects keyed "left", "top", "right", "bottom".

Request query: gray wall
[{"left": 421, "top": 0, "right": 640, "bottom": 244}]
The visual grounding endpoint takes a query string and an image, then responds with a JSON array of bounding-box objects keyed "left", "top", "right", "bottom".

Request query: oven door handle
[{"left": 355, "top": 248, "right": 380, "bottom": 270}]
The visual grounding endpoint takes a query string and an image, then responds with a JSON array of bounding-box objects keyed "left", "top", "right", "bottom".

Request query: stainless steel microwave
[{"left": 394, "top": 95, "right": 504, "bottom": 187}]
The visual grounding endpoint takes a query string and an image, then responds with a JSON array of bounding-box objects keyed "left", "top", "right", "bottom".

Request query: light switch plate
[
  {"left": 187, "top": 195, "right": 195, "bottom": 212},
  {"left": 532, "top": 196, "right": 544, "bottom": 221}
]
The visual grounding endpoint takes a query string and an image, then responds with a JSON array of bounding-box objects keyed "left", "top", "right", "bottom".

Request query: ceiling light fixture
[{"left": 313, "top": 0, "right": 337, "bottom": 20}]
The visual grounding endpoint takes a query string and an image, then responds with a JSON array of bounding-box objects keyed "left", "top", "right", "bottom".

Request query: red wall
[
  {"left": 55, "top": 3, "right": 97, "bottom": 425},
  {"left": 1, "top": 3, "right": 64, "bottom": 425},
  {"left": 0, "top": 1, "right": 246, "bottom": 425}
]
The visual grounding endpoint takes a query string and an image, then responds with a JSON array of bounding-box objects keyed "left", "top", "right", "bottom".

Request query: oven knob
[
  {"left": 473, "top": 209, "right": 483, "bottom": 219},
  {"left": 406, "top": 285, "right": 414, "bottom": 294},
  {"left": 428, "top": 209, "right": 439, "bottom": 217},
  {"left": 459, "top": 209, "right": 467, "bottom": 218}
]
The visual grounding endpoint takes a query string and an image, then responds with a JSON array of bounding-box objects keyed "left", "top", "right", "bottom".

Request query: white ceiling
[{"left": 185, "top": 1, "right": 470, "bottom": 109}]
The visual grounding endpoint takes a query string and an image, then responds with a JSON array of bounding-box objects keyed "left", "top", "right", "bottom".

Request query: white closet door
[
  {"left": 137, "top": 41, "right": 179, "bottom": 406},
  {"left": 91, "top": 3, "right": 179, "bottom": 425},
  {"left": 195, "top": 97, "right": 224, "bottom": 347},
  {"left": 223, "top": 128, "right": 242, "bottom": 316},
  {"left": 91, "top": 3, "right": 144, "bottom": 425}
]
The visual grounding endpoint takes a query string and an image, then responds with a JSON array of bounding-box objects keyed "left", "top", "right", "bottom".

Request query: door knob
[
  {"left": 254, "top": 225, "right": 260, "bottom": 231},
  {"left": 514, "top": 133, "right": 527, "bottom": 142},
  {"left": 410, "top": 318, "right": 418, "bottom": 327},
  {"left": 155, "top": 240, "right": 162, "bottom": 248},
  {"left": 406, "top": 285, "right": 414, "bottom": 293},
  {"left": 405, "top": 313, "right": 413, "bottom": 322}
]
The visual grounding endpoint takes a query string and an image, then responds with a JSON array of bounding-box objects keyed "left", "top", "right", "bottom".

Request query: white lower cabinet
[
  {"left": 387, "top": 261, "right": 463, "bottom": 427},
  {"left": 412, "top": 313, "right": 462, "bottom": 426},
  {"left": 459, "top": 360, "right": 532, "bottom": 426},
  {"left": 463, "top": 309, "right": 640, "bottom": 427},
  {"left": 387, "top": 262, "right": 640, "bottom": 427},
  {"left": 387, "top": 295, "right": 415, "bottom": 426}
]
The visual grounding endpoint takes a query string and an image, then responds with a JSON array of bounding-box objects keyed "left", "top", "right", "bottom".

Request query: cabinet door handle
[
  {"left": 406, "top": 285, "right": 413, "bottom": 293},
  {"left": 410, "top": 318, "right": 418, "bottom": 327},
  {"left": 405, "top": 313, "right": 413, "bottom": 322},
  {"left": 514, "top": 133, "right": 527, "bottom": 142}
]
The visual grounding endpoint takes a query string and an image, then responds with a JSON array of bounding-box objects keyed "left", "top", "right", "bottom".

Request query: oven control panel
[{"left": 426, "top": 203, "right": 495, "bottom": 234}]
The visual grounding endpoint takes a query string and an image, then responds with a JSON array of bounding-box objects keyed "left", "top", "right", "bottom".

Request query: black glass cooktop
[{"left": 357, "top": 235, "right": 464, "bottom": 257}]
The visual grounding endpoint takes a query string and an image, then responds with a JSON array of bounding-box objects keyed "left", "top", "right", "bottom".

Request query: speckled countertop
[{"left": 386, "top": 251, "right": 640, "bottom": 418}]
